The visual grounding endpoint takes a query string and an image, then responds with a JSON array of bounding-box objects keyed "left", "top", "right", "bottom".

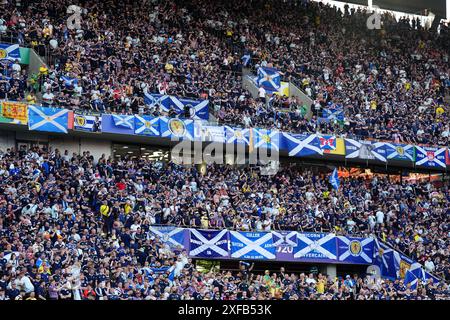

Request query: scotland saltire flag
[
  {"left": 404, "top": 270, "right": 419, "bottom": 289},
  {"left": 28, "top": 106, "right": 69, "bottom": 133},
  {"left": 230, "top": 231, "right": 276, "bottom": 260},
  {"left": 159, "top": 117, "right": 194, "bottom": 140},
  {"left": 415, "top": 146, "right": 446, "bottom": 168},
  {"left": 408, "top": 264, "right": 440, "bottom": 284},
  {"left": 148, "top": 226, "right": 185, "bottom": 248},
  {"left": 60, "top": 75, "right": 79, "bottom": 87},
  {"left": 322, "top": 106, "right": 344, "bottom": 122},
  {"left": 112, "top": 114, "right": 134, "bottom": 129},
  {"left": 337, "top": 237, "right": 374, "bottom": 264},
  {"left": 181, "top": 97, "right": 209, "bottom": 120},
  {"left": 294, "top": 233, "right": 337, "bottom": 261},
  {"left": 134, "top": 115, "right": 159, "bottom": 136},
  {"left": 282, "top": 133, "right": 322, "bottom": 157},
  {"left": 144, "top": 93, "right": 171, "bottom": 112},
  {"left": 272, "top": 231, "right": 298, "bottom": 247},
  {"left": 74, "top": 114, "right": 101, "bottom": 132},
  {"left": 255, "top": 67, "right": 281, "bottom": 92},
  {"left": 329, "top": 168, "right": 340, "bottom": 190},
  {"left": 372, "top": 239, "right": 400, "bottom": 279},
  {"left": 253, "top": 128, "right": 280, "bottom": 151},
  {"left": 189, "top": 229, "right": 229, "bottom": 258},
  {"left": 345, "top": 139, "right": 387, "bottom": 162},
  {"left": 0, "top": 43, "right": 21, "bottom": 61},
  {"left": 383, "top": 143, "right": 415, "bottom": 161},
  {"left": 225, "top": 126, "right": 251, "bottom": 145},
  {"left": 144, "top": 93, "right": 209, "bottom": 120}
]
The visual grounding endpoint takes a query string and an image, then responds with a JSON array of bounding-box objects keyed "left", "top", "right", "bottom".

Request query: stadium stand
[{"left": 0, "top": 0, "right": 449, "bottom": 300}]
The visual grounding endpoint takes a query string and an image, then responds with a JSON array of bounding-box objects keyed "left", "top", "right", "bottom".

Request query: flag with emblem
[
  {"left": 28, "top": 106, "right": 69, "bottom": 133},
  {"left": 383, "top": 143, "right": 415, "bottom": 161},
  {"left": 0, "top": 101, "right": 28, "bottom": 124},
  {"left": 415, "top": 146, "right": 446, "bottom": 168},
  {"left": 189, "top": 229, "right": 229, "bottom": 258},
  {"left": 294, "top": 233, "right": 337, "bottom": 261},
  {"left": 134, "top": 115, "right": 160, "bottom": 136},
  {"left": 230, "top": 231, "right": 276, "bottom": 260},
  {"left": 159, "top": 117, "right": 194, "bottom": 141},
  {"left": 337, "top": 236, "right": 374, "bottom": 264},
  {"left": 255, "top": 67, "right": 281, "bottom": 93},
  {"left": 253, "top": 128, "right": 280, "bottom": 151},
  {"left": 148, "top": 226, "right": 186, "bottom": 248},
  {"left": 282, "top": 133, "right": 322, "bottom": 157},
  {"left": 318, "top": 135, "right": 345, "bottom": 155},
  {"left": 73, "top": 113, "right": 101, "bottom": 132},
  {"left": 224, "top": 126, "right": 251, "bottom": 145},
  {"left": 0, "top": 43, "right": 21, "bottom": 61}
]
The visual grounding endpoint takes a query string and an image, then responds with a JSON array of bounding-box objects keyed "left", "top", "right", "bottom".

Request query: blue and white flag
[
  {"left": 372, "top": 239, "right": 400, "bottom": 279},
  {"left": 189, "top": 229, "right": 229, "bottom": 258},
  {"left": 60, "top": 75, "right": 79, "bottom": 87},
  {"left": 241, "top": 54, "right": 251, "bottom": 67},
  {"left": 383, "top": 143, "right": 415, "bottom": 162},
  {"left": 322, "top": 106, "right": 344, "bottom": 122},
  {"left": 345, "top": 139, "right": 387, "bottom": 162},
  {"left": 272, "top": 231, "right": 298, "bottom": 247},
  {"left": 409, "top": 265, "right": 440, "bottom": 284},
  {"left": 144, "top": 93, "right": 171, "bottom": 112},
  {"left": 181, "top": 97, "right": 209, "bottom": 120},
  {"left": 74, "top": 114, "right": 101, "bottom": 132},
  {"left": 230, "top": 231, "right": 276, "bottom": 260},
  {"left": 28, "top": 106, "right": 69, "bottom": 133},
  {"left": 329, "top": 168, "right": 340, "bottom": 190},
  {"left": 134, "top": 115, "right": 160, "bottom": 136},
  {"left": 0, "top": 43, "right": 21, "bottom": 61},
  {"left": 148, "top": 226, "right": 185, "bottom": 248},
  {"left": 294, "top": 233, "right": 337, "bottom": 261},
  {"left": 282, "top": 133, "right": 322, "bottom": 157},
  {"left": 253, "top": 128, "right": 280, "bottom": 151},
  {"left": 255, "top": 67, "right": 281, "bottom": 92},
  {"left": 415, "top": 146, "right": 446, "bottom": 168},
  {"left": 159, "top": 117, "right": 194, "bottom": 141},
  {"left": 144, "top": 93, "right": 209, "bottom": 120},
  {"left": 112, "top": 114, "right": 134, "bottom": 129},
  {"left": 225, "top": 126, "right": 251, "bottom": 145},
  {"left": 404, "top": 270, "right": 419, "bottom": 290},
  {"left": 337, "top": 236, "right": 374, "bottom": 264}
]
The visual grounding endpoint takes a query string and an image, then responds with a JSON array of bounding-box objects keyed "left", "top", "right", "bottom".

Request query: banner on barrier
[
  {"left": 283, "top": 133, "right": 322, "bottom": 157},
  {"left": 74, "top": 113, "right": 101, "bottom": 132},
  {"left": 345, "top": 139, "right": 387, "bottom": 162},
  {"left": 337, "top": 236, "right": 374, "bottom": 264},
  {"left": 294, "top": 233, "right": 337, "bottom": 260},
  {"left": 28, "top": 106, "right": 69, "bottom": 133},
  {"left": 230, "top": 231, "right": 276, "bottom": 260},
  {"left": 101, "top": 114, "right": 135, "bottom": 135},
  {"left": 0, "top": 101, "right": 28, "bottom": 124},
  {"left": 189, "top": 229, "right": 229, "bottom": 258},
  {"left": 415, "top": 146, "right": 446, "bottom": 168}
]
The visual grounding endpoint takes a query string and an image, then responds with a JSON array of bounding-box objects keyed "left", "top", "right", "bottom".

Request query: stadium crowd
[
  {"left": 0, "top": 0, "right": 449, "bottom": 145},
  {"left": 0, "top": 146, "right": 448, "bottom": 300}
]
